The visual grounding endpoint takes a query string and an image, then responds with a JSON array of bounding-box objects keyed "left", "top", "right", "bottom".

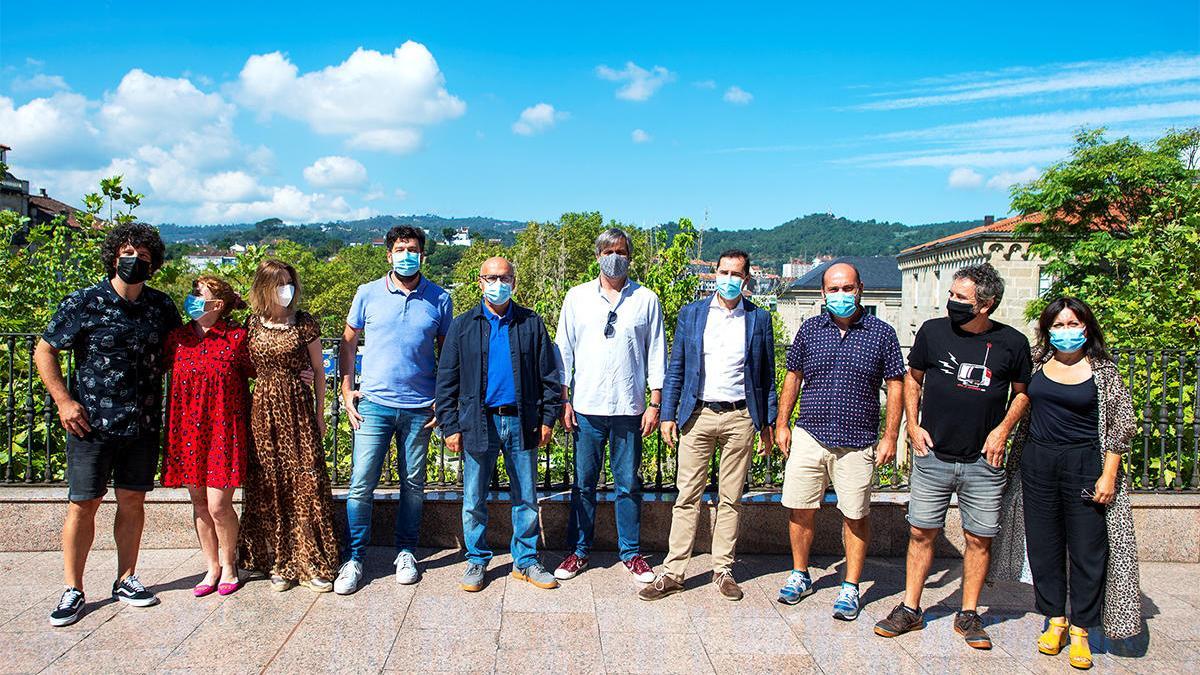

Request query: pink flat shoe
[
  {"left": 193, "top": 583, "right": 216, "bottom": 597},
  {"left": 217, "top": 579, "right": 241, "bottom": 596}
]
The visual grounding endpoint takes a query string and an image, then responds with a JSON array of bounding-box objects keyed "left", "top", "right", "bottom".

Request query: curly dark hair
[
  {"left": 101, "top": 223, "right": 166, "bottom": 278},
  {"left": 953, "top": 262, "right": 1005, "bottom": 313},
  {"left": 385, "top": 226, "right": 426, "bottom": 252}
]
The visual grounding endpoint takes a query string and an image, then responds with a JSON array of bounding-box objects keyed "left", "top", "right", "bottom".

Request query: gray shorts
[{"left": 906, "top": 451, "right": 1006, "bottom": 537}]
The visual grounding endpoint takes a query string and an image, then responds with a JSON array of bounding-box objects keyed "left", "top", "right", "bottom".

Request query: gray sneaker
[
  {"left": 334, "top": 560, "right": 363, "bottom": 595},
  {"left": 461, "top": 563, "right": 486, "bottom": 592},
  {"left": 512, "top": 561, "right": 559, "bottom": 589},
  {"left": 394, "top": 551, "right": 419, "bottom": 585}
]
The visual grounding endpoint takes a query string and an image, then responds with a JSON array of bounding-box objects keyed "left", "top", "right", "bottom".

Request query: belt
[
  {"left": 486, "top": 405, "right": 519, "bottom": 417},
  {"left": 701, "top": 399, "right": 747, "bottom": 413}
]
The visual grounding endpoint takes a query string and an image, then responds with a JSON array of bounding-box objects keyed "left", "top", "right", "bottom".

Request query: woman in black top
[{"left": 1020, "top": 297, "right": 1123, "bottom": 669}]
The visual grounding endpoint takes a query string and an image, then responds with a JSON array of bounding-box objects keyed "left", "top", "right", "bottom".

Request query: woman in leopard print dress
[{"left": 238, "top": 260, "right": 340, "bottom": 592}]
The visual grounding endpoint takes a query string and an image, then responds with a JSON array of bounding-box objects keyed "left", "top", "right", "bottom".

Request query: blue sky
[{"left": 2, "top": 1, "right": 1197, "bottom": 228}]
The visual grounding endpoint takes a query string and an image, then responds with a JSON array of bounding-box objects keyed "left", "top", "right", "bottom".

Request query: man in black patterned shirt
[{"left": 35, "top": 223, "right": 181, "bottom": 627}]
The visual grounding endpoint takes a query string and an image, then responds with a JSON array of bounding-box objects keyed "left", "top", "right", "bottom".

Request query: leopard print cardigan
[{"left": 990, "top": 355, "right": 1143, "bottom": 640}]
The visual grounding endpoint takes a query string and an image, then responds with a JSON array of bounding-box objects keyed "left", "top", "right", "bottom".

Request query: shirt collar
[
  {"left": 594, "top": 277, "right": 635, "bottom": 296},
  {"left": 819, "top": 309, "right": 866, "bottom": 329},
  {"left": 100, "top": 277, "right": 145, "bottom": 307},
  {"left": 481, "top": 299, "right": 513, "bottom": 323},
  {"left": 709, "top": 293, "right": 746, "bottom": 316},
  {"left": 385, "top": 272, "right": 425, "bottom": 295}
]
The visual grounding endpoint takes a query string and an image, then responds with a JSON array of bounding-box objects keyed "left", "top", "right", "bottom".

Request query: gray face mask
[{"left": 599, "top": 253, "right": 630, "bottom": 280}]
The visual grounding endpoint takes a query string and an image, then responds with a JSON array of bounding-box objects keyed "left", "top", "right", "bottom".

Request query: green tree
[{"left": 1013, "top": 128, "right": 1200, "bottom": 349}]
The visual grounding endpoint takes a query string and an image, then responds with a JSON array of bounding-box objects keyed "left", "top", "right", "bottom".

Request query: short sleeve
[
  {"left": 1012, "top": 333, "right": 1033, "bottom": 385},
  {"left": 298, "top": 313, "right": 321, "bottom": 344},
  {"left": 784, "top": 326, "right": 805, "bottom": 373},
  {"left": 346, "top": 286, "right": 367, "bottom": 330},
  {"left": 42, "top": 292, "right": 85, "bottom": 350},
  {"left": 907, "top": 323, "right": 930, "bottom": 371},
  {"left": 437, "top": 292, "right": 454, "bottom": 338},
  {"left": 881, "top": 326, "right": 906, "bottom": 380}
]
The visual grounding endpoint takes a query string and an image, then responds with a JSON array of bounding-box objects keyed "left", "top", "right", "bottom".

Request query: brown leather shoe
[
  {"left": 954, "top": 610, "right": 992, "bottom": 649},
  {"left": 874, "top": 603, "right": 925, "bottom": 637},
  {"left": 714, "top": 571, "right": 743, "bottom": 601},
  {"left": 638, "top": 574, "right": 684, "bottom": 601}
]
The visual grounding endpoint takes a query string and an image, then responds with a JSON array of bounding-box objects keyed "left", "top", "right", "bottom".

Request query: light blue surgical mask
[
  {"left": 824, "top": 291, "right": 858, "bottom": 318},
  {"left": 715, "top": 275, "right": 744, "bottom": 301},
  {"left": 184, "top": 294, "right": 208, "bottom": 320},
  {"left": 483, "top": 280, "right": 512, "bottom": 305},
  {"left": 392, "top": 251, "right": 421, "bottom": 277},
  {"left": 1050, "top": 327, "right": 1087, "bottom": 353}
]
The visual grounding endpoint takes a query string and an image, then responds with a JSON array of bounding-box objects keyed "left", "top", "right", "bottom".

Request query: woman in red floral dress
[{"left": 163, "top": 275, "right": 252, "bottom": 597}]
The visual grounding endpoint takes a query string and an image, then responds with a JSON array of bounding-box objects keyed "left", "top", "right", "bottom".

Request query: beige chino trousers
[{"left": 662, "top": 406, "right": 757, "bottom": 581}]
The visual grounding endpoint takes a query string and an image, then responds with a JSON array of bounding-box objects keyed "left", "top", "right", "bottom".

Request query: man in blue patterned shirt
[{"left": 773, "top": 262, "right": 905, "bottom": 620}]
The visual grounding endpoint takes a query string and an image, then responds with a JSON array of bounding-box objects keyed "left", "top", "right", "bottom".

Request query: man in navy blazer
[
  {"left": 436, "top": 256, "right": 562, "bottom": 592},
  {"left": 639, "top": 249, "right": 778, "bottom": 602}
]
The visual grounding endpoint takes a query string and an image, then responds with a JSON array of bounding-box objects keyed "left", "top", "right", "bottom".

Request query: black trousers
[{"left": 1020, "top": 438, "right": 1109, "bottom": 627}]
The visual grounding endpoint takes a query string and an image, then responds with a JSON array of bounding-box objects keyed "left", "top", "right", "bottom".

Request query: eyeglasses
[
  {"left": 480, "top": 274, "right": 515, "bottom": 284},
  {"left": 604, "top": 311, "right": 618, "bottom": 338},
  {"left": 1080, "top": 489, "right": 1096, "bottom": 501}
]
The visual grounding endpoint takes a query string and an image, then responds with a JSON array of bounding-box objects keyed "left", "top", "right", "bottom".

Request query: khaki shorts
[{"left": 781, "top": 426, "right": 876, "bottom": 519}]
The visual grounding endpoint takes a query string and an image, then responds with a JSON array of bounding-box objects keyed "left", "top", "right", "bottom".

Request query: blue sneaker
[
  {"left": 777, "top": 570, "right": 814, "bottom": 605},
  {"left": 832, "top": 582, "right": 861, "bottom": 621}
]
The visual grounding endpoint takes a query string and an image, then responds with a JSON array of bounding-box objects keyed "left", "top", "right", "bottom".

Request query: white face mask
[{"left": 275, "top": 284, "right": 295, "bottom": 307}]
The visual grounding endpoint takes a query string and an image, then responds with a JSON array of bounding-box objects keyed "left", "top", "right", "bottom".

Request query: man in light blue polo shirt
[{"left": 333, "top": 226, "right": 453, "bottom": 595}]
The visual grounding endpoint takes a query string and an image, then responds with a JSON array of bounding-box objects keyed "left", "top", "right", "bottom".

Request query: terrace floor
[{"left": 1, "top": 547, "right": 1197, "bottom": 674}]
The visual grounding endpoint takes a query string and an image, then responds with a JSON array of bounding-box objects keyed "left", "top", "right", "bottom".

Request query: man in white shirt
[
  {"left": 639, "top": 250, "right": 778, "bottom": 601},
  {"left": 554, "top": 228, "right": 666, "bottom": 583}
]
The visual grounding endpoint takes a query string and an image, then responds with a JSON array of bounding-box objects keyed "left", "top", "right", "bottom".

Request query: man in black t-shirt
[
  {"left": 874, "top": 263, "right": 1031, "bottom": 651},
  {"left": 35, "top": 223, "right": 181, "bottom": 627}
]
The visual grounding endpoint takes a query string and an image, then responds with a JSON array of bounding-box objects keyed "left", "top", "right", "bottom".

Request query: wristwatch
[{"left": 647, "top": 402, "right": 661, "bottom": 409}]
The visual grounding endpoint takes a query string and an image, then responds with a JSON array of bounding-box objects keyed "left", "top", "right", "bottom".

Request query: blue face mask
[
  {"left": 392, "top": 251, "right": 421, "bottom": 277},
  {"left": 715, "top": 275, "right": 743, "bottom": 301},
  {"left": 824, "top": 291, "right": 858, "bottom": 318},
  {"left": 483, "top": 280, "right": 512, "bottom": 305},
  {"left": 184, "top": 294, "right": 209, "bottom": 320},
  {"left": 1050, "top": 327, "right": 1087, "bottom": 353}
]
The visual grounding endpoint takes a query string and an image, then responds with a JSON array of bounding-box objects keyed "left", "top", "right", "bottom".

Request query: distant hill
[
  {"left": 157, "top": 214, "right": 526, "bottom": 248},
  {"left": 687, "top": 214, "right": 980, "bottom": 264}
]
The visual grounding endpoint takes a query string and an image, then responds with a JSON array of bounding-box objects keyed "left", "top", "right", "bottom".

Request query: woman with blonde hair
[
  {"left": 237, "top": 259, "right": 340, "bottom": 592},
  {"left": 164, "top": 276, "right": 252, "bottom": 597}
]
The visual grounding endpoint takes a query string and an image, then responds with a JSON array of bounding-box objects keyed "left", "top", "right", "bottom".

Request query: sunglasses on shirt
[{"left": 604, "top": 311, "right": 618, "bottom": 338}]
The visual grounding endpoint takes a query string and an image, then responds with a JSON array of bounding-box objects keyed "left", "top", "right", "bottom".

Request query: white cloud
[
  {"left": 595, "top": 62, "right": 675, "bottom": 102},
  {"left": 193, "top": 185, "right": 371, "bottom": 223},
  {"left": 10, "top": 73, "right": 70, "bottom": 92},
  {"left": 98, "top": 69, "right": 236, "bottom": 151},
  {"left": 947, "top": 167, "right": 983, "bottom": 189},
  {"left": 512, "top": 103, "right": 567, "bottom": 136},
  {"left": 862, "top": 147, "right": 1069, "bottom": 168},
  {"left": 302, "top": 155, "right": 368, "bottom": 189},
  {"left": 394, "top": 188, "right": 409, "bottom": 200},
  {"left": 855, "top": 54, "right": 1200, "bottom": 110},
  {"left": 201, "top": 171, "right": 265, "bottom": 203},
  {"left": 693, "top": 79, "right": 717, "bottom": 90},
  {"left": 723, "top": 85, "right": 753, "bottom": 105},
  {"left": 986, "top": 166, "right": 1040, "bottom": 190},
  {"left": 234, "top": 43, "right": 465, "bottom": 154},
  {"left": 631, "top": 128, "right": 652, "bottom": 143},
  {"left": 0, "top": 92, "right": 102, "bottom": 168}
]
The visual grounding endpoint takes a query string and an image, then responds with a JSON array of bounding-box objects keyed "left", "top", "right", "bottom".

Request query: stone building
[
  {"left": 776, "top": 256, "right": 902, "bottom": 341},
  {"left": 1, "top": 144, "right": 83, "bottom": 229},
  {"left": 896, "top": 213, "right": 1048, "bottom": 348}
]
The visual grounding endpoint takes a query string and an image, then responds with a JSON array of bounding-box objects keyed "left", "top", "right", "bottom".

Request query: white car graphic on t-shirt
[{"left": 938, "top": 342, "right": 993, "bottom": 391}]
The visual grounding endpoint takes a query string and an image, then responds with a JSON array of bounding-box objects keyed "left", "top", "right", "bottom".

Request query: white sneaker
[
  {"left": 334, "top": 560, "right": 363, "bottom": 595},
  {"left": 394, "top": 551, "right": 419, "bottom": 585}
]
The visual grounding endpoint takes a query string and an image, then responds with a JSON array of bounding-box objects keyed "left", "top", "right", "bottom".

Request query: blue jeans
[
  {"left": 462, "top": 414, "right": 540, "bottom": 570},
  {"left": 344, "top": 398, "right": 433, "bottom": 561},
  {"left": 567, "top": 413, "right": 642, "bottom": 561}
]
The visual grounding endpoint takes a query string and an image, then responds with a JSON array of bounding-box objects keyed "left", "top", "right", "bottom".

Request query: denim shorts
[
  {"left": 906, "top": 451, "right": 1006, "bottom": 537},
  {"left": 66, "top": 432, "right": 160, "bottom": 502}
]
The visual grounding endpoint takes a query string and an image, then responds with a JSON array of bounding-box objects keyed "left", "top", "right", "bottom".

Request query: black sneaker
[
  {"left": 874, "top": 603, "right": 925, "bottom": 637},
  {"left": 49, "top": 587, "right": 85, "bottom": 627},
  {"left": 112, "top": 574, "right": 158, "bottom": 607}
]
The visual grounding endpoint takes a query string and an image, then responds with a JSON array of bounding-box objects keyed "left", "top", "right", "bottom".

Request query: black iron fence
[{"left": 1, "top": 333, "right": 1196, "bottom": 493}]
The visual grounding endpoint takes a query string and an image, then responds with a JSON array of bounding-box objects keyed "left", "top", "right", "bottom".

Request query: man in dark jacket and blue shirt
[
  {"left": 435, "top": 256, "right": 562, "bottom": 592},
  {"left": 35, "top": 223, "right": 182, "bottom": 627},
  {"left": 639, "top": 250, "right": 778, "bottom": 602}
]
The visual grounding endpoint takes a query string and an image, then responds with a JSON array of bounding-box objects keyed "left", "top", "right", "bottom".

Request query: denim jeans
[
  {"left": 567, "top": 413, "right": 642, "bottom": 561},
  {"left": 344, "top": 398, "right": 433, "bottom": 562},
  {"left": 462, "top": 414, "right": 540, "bottom": 570}
]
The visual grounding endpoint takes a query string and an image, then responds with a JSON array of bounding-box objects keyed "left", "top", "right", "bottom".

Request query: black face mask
[
  {"left": 947, "top": 299, "right": 977, "bottom": 326},
  {"left": 116, "top": 256, "right": 152, "bottom": 285}
]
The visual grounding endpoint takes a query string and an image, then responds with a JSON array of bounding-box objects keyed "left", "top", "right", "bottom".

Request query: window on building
[
  {"left": 1038, "top": 267, "right": 1056, "bottom": 298},
  {"left": 862, "top": 305, "right": 877, "bottom": 316}
]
